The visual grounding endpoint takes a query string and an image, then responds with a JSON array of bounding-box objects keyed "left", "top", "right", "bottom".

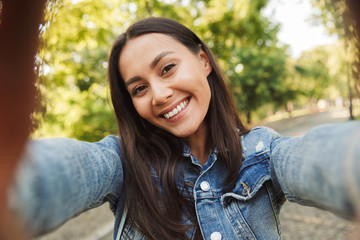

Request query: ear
[{"left": 198, "top": 49, "right": 212, "bottom": 77}]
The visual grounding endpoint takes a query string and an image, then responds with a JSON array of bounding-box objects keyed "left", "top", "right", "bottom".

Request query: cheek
[
  {"left": 181, "top": 69, "right": 210, "bottom": 93},
  {"left": 204, "top": 85, "right": 212, "bottom": 109},
  {"left": 199, "top": 78, "right": 211, "bottom": 101},
  {"left": 132, "top": 100, "right": 151, "bottom": 120},
  {"left": 199, "top": 79, "right": 211, "bottom": 113}
]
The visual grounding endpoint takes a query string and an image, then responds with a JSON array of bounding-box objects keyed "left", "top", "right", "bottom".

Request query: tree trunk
[{"left": 247, "top": 111, "right": 251, "bottom": 124}]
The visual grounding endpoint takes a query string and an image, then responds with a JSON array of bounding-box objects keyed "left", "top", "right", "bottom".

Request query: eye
[
  {"left": 161, "top": 63, "right": 176, "bottom": 76},
  {"left": 132, "top": 85, "right": 148, "bottom": 96}
]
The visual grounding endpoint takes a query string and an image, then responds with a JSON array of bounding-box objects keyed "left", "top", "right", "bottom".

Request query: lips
[{"left": 163, "top": 99, "right": 189, "bottom": 119}]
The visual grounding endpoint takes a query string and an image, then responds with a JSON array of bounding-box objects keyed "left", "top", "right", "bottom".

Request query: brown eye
[
  {"left": 161, "top": 63, "right": 176, "bottom": 76},
  {"left": 132, "top": 85, "right": 148, "bottom": 96}
]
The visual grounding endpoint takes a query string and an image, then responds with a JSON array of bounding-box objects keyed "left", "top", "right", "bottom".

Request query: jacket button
[
  {"left": 210, "top": 231, "right": 222, "bottom": 240},
  {"left": 241, "top": 182, "right": 250, "bottom": 196},
  {"left": 200, "top": 181, "right": 210, "bottom": 191}
]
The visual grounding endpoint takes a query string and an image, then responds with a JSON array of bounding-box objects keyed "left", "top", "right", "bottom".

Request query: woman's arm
[
  {"left": 270, "top": 121, "right": 360, "bottom": 219},
  {"left": 9, "top": 135, "right": 124, "bottom": 237}
]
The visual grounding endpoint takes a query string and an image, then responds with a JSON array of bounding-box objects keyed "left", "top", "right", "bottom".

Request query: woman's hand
[{"left": 0, "top": 0, "right": 46, "bottom": 238}]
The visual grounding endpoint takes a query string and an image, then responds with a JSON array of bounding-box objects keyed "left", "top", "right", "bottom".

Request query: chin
[
  {"left": 159, "top": 119, "right": 205, "bottom": 138},
  {"left": 171, "top": 131, "right": 192, "bottom": 138},
  {"left": 171, "top": 127, "right": 199, "bottom": 138}
]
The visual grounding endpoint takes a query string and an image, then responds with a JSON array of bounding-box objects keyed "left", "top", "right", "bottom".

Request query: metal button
[
  {"left": 241, "top": 182, "right": 250, "bottom": 196},
  {"left": 255, "top": 141, "right": 264, "bottom": 152},
  {"left": 200, "top": 181, "right": 210, "bottom": 191},
  {"left": 210, "top": 231, "right": 222, "bottom": 240}
]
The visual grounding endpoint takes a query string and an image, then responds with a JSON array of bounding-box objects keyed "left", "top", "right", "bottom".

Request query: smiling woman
[
  {"left": 108, "top": 18, "right": 246, "bottom": 239},
  {"left": 120, "top": 33, "right": 212, "bottom": 140},
  {"left": 9, "top": 16, "right": 360, "bottom": 240}
]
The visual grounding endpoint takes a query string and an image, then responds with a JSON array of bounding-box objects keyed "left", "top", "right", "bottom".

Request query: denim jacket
[{"left": 10, "top": 121, "right": 360, "bottom": 240}]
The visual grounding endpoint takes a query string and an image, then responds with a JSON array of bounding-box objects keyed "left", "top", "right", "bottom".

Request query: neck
[{"left": 183, "top": 122, "right": 211, "bottom": 166}]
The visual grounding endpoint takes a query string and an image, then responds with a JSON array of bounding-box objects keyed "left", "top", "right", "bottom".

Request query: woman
[{"left": 11, "top": 17, "right": 360, "bottom": 240}]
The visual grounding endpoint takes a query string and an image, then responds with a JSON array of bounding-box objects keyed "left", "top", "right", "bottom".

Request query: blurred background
[
  {"left": 15, "top": 0, "right": 359, "bottom": 239},
  {"left": 31, "top": 0, "right": 359, "bottom": 141}
]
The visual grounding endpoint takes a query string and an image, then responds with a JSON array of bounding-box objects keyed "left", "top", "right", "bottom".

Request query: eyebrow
[
  {"left": 125, "top": 76, "right": 141, "bottom": 88},
  {"left": 150, "top": 51, "right": 174, "bottom": 69},
  {"left": 124, "top": 51, "right": 174, "bottom": 88}
]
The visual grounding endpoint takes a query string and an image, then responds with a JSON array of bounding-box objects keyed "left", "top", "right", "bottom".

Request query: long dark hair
[{"left": 108, "top": 17, "right": 247, "bottom": 240}]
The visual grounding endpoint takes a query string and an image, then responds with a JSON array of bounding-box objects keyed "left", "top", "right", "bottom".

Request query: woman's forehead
[
  {"left": 125, "top": 33, "right": 182, "bottom": 53},
  {"left": 119, "top": 34, "right": 187, "bottom": 71}
]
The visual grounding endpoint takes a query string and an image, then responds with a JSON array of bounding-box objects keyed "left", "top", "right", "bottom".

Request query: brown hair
[{"left": 108, "top": 17, "right": 247, "bottom": 240}]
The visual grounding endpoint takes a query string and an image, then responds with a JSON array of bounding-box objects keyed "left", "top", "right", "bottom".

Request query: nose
[{"left": 151, "top": 81, "right": 174, "bottom": 106}]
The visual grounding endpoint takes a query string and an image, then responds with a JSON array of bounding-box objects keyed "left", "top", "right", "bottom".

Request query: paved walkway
[
  {"left": 258, "top": 108, "right": 351, "bottom": 136},
  {"left": 35, "top": 108, "right": 358, "bottom": 240}
]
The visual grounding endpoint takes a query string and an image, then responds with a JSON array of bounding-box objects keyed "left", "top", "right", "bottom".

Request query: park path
[{"left": 35, "top": 108, "right": 357, "bottom": 240}]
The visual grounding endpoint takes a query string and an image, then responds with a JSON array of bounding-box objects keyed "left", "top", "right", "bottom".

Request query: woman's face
[{"left": 119, "top": 33, "right": 212, "bottom": 138}]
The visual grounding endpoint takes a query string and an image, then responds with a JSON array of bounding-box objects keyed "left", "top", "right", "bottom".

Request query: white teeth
[{"left": 163, "top": 99, "right": 189, "bottom": 119}]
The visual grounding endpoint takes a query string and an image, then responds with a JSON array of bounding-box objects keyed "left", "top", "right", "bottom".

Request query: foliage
[
  {"left": 295, "top": 47, "right": 331, "bottom": 100},
  {"left": 34, "top": 0, "right": 125, "bottom": 140},
  {"left": 310, "top": 0, "right": 359, "bottom": 96},
  {"left": 32, "top": 84, "right": 116, "bottom": 141},
  {"left": 227, "top": 45, "right": 294, "bottom": 123},
  {"left": 286, "top": 42, "right": 351, "bottom": 112}
]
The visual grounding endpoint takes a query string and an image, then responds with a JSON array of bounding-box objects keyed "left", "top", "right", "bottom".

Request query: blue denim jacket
[{"left": 10, "top": 121, "right": 360, "bottom": 240}]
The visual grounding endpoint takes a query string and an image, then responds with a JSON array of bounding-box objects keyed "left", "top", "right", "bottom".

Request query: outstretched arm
[
  {"left": 10, "top": 136, "right": 124, "bottom": 237},
  {"left": 270, "top": 121, "right": 360, "bottom": 219}
]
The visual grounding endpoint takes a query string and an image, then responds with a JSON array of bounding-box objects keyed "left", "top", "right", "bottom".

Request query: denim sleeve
[
  {"left": 9, "top": 135, "right": 124, "bottom": 236},
  {"left": 270, "top": 121, "right": 360, "bottom": 219}
]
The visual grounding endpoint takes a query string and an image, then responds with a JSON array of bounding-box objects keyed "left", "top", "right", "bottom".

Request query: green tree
[
  {"left": 311, "top": 0, "right": 359, "bottom": 118},
  {"left": 290, "top": 43, "right": 349, "bottom": 110},
  {"left": 227, "top": 46, "right": 293, "bottom": 123},
  {"left": 295, "top": 47, "right": 331, "bottom": 101},
  {"left": 34, "top": 0, "right": 126, "bottom": 140}
]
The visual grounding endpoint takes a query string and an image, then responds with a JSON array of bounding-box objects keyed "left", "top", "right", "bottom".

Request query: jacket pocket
[
  {"left": 219, "top": 152, "right": 282, "bottom": 240},
  {"left": 221, "top": 181, "right": 282, "bottom": 240}
]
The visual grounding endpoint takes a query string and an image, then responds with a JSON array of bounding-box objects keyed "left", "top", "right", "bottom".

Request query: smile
[{"left": 163, "top": 99, "right": 189, "bottom": 119}]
